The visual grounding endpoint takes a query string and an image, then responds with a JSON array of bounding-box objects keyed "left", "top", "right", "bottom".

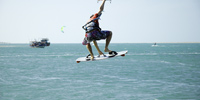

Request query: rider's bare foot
[
  {"left": 104, "top": 48, "right": 111, "bottom": 52},
  {"left": 98, "top": 51, "right": 104, "bottom": 55},
  {"left": 91, "top": 55, "right": 94, "bottom": 60}
]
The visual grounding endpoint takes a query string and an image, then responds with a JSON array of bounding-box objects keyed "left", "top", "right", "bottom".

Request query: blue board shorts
[{"left": 82, "top": 30, "right": 110, "bottom": 45}]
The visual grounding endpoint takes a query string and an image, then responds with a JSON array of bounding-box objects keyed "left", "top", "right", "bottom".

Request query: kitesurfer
[{"left": 82, "top": 0, "right": 113, "bottom": 60}]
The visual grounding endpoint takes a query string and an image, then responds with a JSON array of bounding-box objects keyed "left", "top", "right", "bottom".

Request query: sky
[{"left": 0, "top": 0, "right": 200, "bottom": 43}]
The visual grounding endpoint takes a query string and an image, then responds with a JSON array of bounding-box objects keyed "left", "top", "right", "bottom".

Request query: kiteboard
[{"left": 76, "top": 50, "right": 128, "bottom": 63}]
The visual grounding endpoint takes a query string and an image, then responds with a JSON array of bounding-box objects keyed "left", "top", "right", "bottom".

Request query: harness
[{"left": 82, "top": 14, "right": 102, "bottom": 33}]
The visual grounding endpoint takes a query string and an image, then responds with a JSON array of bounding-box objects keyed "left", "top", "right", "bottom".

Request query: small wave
[
  {"left": 0, "top": 46, "right": 17, "bottom": 47},
  {"left": 128, "top": 52, "right": 200, "bottom": 56},
  {"left": 178, "top": 63, "right": 185, "bottom": 66},
  {"left": 0, "top": 56, "right": 10, "bottom": 58},
  {"left": 0, "top": 45, "right": 27, "bottom": 47},
  {"left": 162, "top": 52, "right": 200, "bottom": 55},
  {"left": 0, "top": 54, "right": 76, "bottom": 58},
  {"left": 151, "top": 45, "right": 159, "bottom": 47},
  {"left": 28, "top": 77, "right": 61, "bottom": 81},
  {"left": 160, "top": 60, "right": 171, "bottom": 64},
  {"left": 102, "top": 75, "right": 136, "bottom": 82},
  {"left": 0, "top": 78, "right": 6, "bottom": 83},
  {"left": 128, "top": 53, "right": 158, "bottom": 56}
]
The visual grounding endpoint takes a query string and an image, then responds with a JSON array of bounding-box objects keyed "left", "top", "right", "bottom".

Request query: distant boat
[
  {"left": 30, "top": 38, "right": 50, "bottom": 48},
  {"left": 152, "top": 43, "right": 158, "bottom": 47}
]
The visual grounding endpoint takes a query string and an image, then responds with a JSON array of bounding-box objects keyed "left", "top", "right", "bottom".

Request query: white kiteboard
[{"left": 76, "top": 50, "right": 128, "bottom": 63}]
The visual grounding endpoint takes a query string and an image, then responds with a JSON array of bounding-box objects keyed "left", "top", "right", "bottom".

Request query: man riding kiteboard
[{"left": 82, "top": 0, "right": 116, "bottom": 60}]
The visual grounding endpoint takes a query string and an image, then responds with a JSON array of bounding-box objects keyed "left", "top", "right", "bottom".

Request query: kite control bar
[{"left": 97, "top": 0, "right": 111, "bottom": 3}]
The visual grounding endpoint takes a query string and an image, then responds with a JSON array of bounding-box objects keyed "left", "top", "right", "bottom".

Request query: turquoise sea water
[{"left": 0, "top": 43, "right": 200, "bottom": 100}]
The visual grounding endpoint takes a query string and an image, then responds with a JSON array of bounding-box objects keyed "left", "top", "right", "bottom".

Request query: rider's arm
[{"left": 97, "top": 0, "right": 106, "bottom": 16}]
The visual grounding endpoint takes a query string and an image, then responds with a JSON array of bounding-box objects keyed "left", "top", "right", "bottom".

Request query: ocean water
[{"left": 0, "top": 43, "right": 200, "bottom": 100}]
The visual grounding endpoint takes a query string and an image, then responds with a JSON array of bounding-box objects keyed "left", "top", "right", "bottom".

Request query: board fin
[
  {"left": 121, "top": 54, "right": 125, "bottom": 56},
  {"left": 76, "top": 61, "right": 80, "bottom": 63}
]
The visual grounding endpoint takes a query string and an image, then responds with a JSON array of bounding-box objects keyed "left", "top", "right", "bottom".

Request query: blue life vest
[{"left": 82, "top": 15, "right": 102, "bottom": 33}]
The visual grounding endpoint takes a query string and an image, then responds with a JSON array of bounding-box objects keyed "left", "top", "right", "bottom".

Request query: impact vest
[{"left": 82, "top": 14, "right": 101, "bottom": 33}]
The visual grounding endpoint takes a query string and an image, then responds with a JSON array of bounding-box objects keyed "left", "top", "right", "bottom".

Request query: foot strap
[
  {"left": 86, "top": 54, "right": 91, "bottom": 58},
  {"left": 109, "top": 51, "right": 118, "bottom": 55}
]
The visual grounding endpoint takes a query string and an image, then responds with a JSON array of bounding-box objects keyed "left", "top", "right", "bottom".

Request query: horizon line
[{"left": 1, "top": 42, "right": 200, "bottom": 44}]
